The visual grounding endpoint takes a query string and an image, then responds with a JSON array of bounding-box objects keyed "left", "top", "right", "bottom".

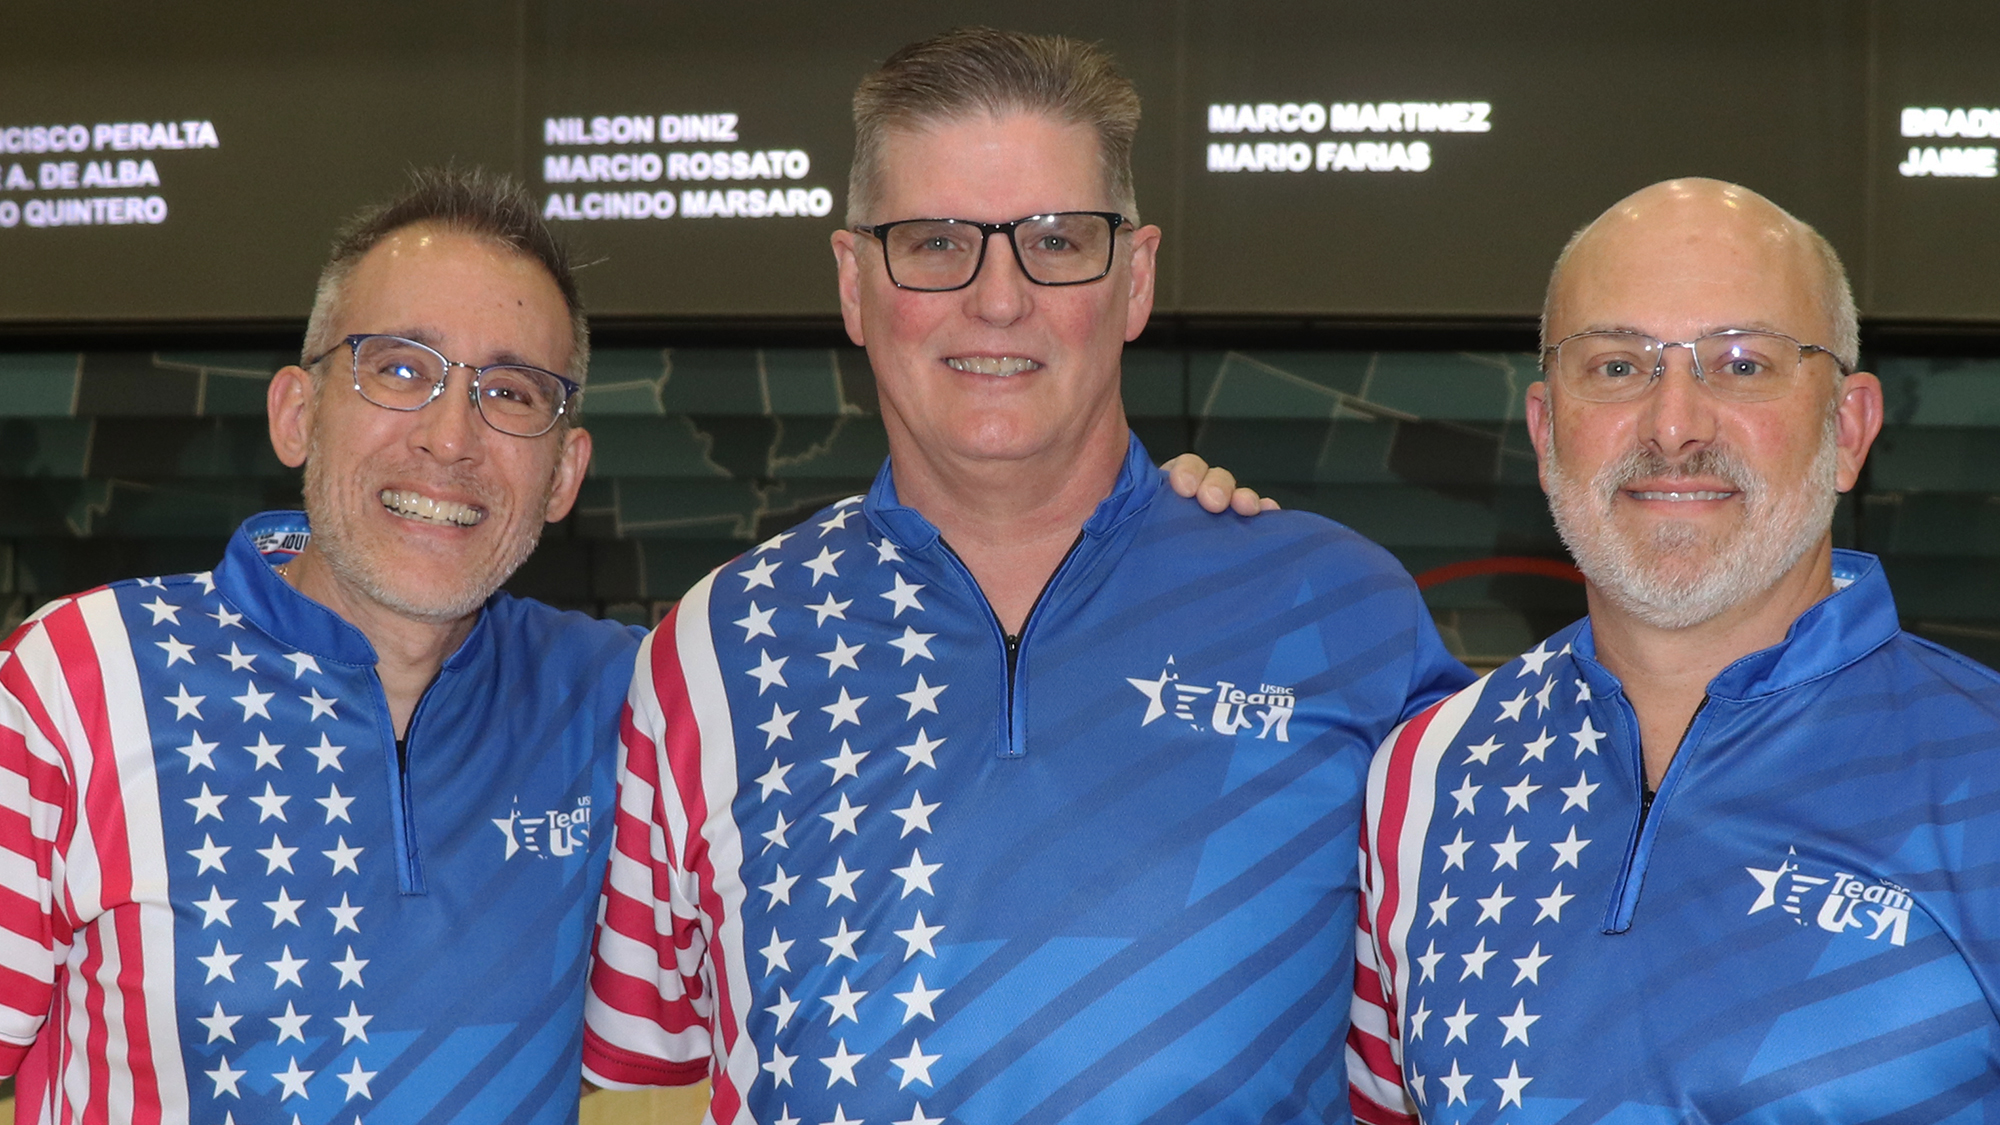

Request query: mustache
[{"left": 1591, "top": 444, "right": 1759, "bottom": 498}]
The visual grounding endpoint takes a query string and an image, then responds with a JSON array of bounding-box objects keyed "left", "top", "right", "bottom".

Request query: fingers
[
  {"left": 1162, "top": 452, "right": 1212, "bottom": 499},
  {"left": 1160, "top": 453, "right": 1277, "bottom": 515},
  {"left": 1230, "top": 488, "right": 1281, "bottom": 515},
  {"left": 1197, "top": 466, "right": 1241, "bottom": 514}
]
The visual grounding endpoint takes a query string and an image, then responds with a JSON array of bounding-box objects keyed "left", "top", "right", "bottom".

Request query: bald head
[{"left": 1541, "top": 178, "right": 1857, "bottom": 371}]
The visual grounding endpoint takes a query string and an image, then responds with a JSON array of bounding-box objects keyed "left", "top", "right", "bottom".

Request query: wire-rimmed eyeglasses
[
  {"left": 1541, "top": 329, "right": 1853, "bottom": 404},
  {"left": 304, "top": 333, "right": 581, "bottom": 437}
]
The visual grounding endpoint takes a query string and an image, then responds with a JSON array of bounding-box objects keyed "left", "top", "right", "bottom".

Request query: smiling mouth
[
  {"left": 1625, "top": 489, "right": 1737, "bottom": 502},
  {"left": 380, "top": 489, "right": 485, "bottom": 527},
  {"left": 946, "top": 356, "right": 1041, "bottom": 377}
]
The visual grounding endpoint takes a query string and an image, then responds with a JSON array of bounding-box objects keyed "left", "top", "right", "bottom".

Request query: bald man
[{"left": 1347, "top": 179, "right": 2000, "bottom": 1121}]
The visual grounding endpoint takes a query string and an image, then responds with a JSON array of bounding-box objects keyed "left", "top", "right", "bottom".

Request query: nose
[
  {"left": 962, "top": 229, "right": 1034, "bottom": 326},
  {"left": 1637, "top": 343, "right": 1717, "bottom": 458},
  {"left": 410, "top": 366, "right": 485, "bottom": 461}
]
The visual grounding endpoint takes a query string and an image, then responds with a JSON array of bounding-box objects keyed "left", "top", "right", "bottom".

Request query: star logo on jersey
[
  {"left": 1745, "top": 846, "right": 1911, "bottom": 946},
  {"left": 493, "top": 794, "right": 593, "bottom": 861},
  {"left": 1127, "top": 657, "right": 1295, "bottom": 740}
]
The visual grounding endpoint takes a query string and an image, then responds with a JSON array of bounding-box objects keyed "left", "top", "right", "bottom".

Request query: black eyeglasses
[
  {"left": 853, "top": 211, "right": 1132, "bottom": 291},
  {"left": 305, "top": 334, "right": 582, "bottom": 438}
]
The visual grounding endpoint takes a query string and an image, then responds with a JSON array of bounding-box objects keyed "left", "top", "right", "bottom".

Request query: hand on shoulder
[{"left": 1162, "top": 453, "right": 1280, "bottom": 516}]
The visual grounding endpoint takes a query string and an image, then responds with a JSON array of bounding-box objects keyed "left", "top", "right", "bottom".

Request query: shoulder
[
  {"left": 1133, "top": 491, "right": 1419, "bottom": 589},
  {"left": 1, "top": 581, "right": 162, "bottom": 712},
  {"left": 1866, "top": 630, "right": 2000, "bottom": 713},
  {"left": 693, "top": 497, "right": 873, "bottom": 608},
  {"left": 741, "top": 497, "right": 871, "bottom": 566},
  {"left": 482, "top": 593, "right": 646, "bottom": 658},
  {"left": 5, "top": 577, "right": 152, "bottom": 650}
]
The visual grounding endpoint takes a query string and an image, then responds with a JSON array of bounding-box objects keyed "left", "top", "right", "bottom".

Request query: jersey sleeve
[
  {"left": 0, "top": 607, "right": 83, "bottom": 1076},
  {"left": 1346, "top": 711, "right": 1428, "bottom": 1125},
  {"left": 582, "top": 620, "right": 716, "bottom": 1088}
]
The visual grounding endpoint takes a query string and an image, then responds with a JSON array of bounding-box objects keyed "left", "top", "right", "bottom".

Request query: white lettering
[
  {"left": 1206, "top": 102, "right": 1331, "bottom": 135},
  {"left": 1, "top": 125, "right": 92, "bottom": 155},
  {"left": 678, "top": 185, "right": 832, "bottom": 218},
  {"left": 544, "top": 189, "right": 678, "bottom": 221},
  {"left": 543, "top": 151, "right": 665, "bottom": 184},
  {"left": 1899, "top": 145, "right": 1999, "bottom": 178},
  {"left": 662, "top": 150, "right": 810, "bottom": 181},
  {"left": 546, "top": 114, "right": 658, "bottom": 146},
  {"left": 76, "top": 159, "right": 161, "bottom": 189},
  {"left": 1319, "top": 101, "right": 1490, "bottom": 134},
  {"left": 1311, "top": 140, "right": 1431, "bottom": 172},
  {"left": 658, "top": 113, "right": 739, "bottom": 143},
  {"left": 1903, "top": 106, "right": 2000, "bottom": 139},
  {"left": 19, "top": 194, "right": 166, "bottom": 227}
]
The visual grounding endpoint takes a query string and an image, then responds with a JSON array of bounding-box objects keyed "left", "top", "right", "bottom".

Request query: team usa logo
[
  {"left": 1745, "top": 846, "right": 1912, "bottom": 946},
  {"left": 1127, "top": 656, "right": 1296, "bottom": 741},
  {"left": 492, "top": 795, "right": 593, "bottom": 860}
]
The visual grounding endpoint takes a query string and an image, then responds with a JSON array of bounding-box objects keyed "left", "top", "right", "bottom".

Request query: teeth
[
  {"left": 946, "top": 356, "right": 1039, "bottom": 377},
  {"left": 380, "top": 489, "right": 485, "bottom": 527},
  {"left": 1629, "top": 490, "right": 1734, "bottom": 502}
]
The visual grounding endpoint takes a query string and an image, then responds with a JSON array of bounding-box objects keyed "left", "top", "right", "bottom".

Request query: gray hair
[
  {"left": 302, "top": 166, "right": 590, "bottom": 383},
  {"left": 846, "top": 27, "right": 1142, "bottom": 226}
]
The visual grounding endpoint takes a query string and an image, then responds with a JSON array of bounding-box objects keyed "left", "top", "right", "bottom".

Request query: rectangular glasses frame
[{"left": 853, "top": 211, "right": 1131, "bottom": 292}]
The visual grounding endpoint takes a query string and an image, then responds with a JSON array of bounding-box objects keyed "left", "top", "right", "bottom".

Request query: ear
[
  {"left": 1122, "top": 223, "right": 1162, "bottom": 343},
  {"left": 268, "top": 365, "right": 316, "bottom": 469},
  {"left": 1831, "top": 371, "right": 1885, "bottom": 493},
  {"left": 831, "top": 229, "right": 867, "bottom": 347},
  {"left": 542, "top": 425, "right": 593, "bottom": 522},
  {"left": 1524, "top": 380, "right": 1556, "bottom": 493}
]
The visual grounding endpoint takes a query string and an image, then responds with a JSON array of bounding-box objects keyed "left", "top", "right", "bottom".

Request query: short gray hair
[
  {"left": 846, "top": 27, "right": 1141, "bottom": 226},
  {"left": 302, "top": 166, "right": 590, "bottom": 382}
]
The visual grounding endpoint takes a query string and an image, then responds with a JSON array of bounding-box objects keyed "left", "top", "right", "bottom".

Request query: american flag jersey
[
  {"left": 1348, "top": 550, "right": 2000, "bottom": 1124},
  {"left": 584, "top": 434, "right": 1471, "bottom": 1125},
  {"left": 0, "top": 511, "right": 641, "bottom": 1124}
]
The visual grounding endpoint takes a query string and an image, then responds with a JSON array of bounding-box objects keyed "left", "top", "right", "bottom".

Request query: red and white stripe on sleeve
[
  {"left": 0, "top": 607, "right": 70, "bottom": 1075},
  {"left": 0, "top": 589, "right": 188, "bottom": 1124},
  {"left": 1347, "top": 676, "right": 1489, "bottom": 1125},
  {"left": 585, "top": 575, "right": 762, "bottom": 1119}
]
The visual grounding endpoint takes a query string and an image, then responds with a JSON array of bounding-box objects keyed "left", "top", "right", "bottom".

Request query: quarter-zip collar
[
  {"left": 1557, "top": 549, "right": 1900, "bottom": 933},
  {"left": 214, "top": 509, "right": 500, "bottom": 674},
  {"left": 1566, "top": 549, "right": 1898, "bottom": 702},
  {"left": 211, "top": 509, "right": 501, "bottom": 894},
  {"left": 862, "top": 433, "right": 1163, "bottom": 759},
  {"left": 862, "top": 431, "right": 1162, "bottom": 553}
]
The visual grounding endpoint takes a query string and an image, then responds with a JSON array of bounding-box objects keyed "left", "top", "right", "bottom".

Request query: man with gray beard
[{"left": 1349, "top": 178, "right": 2000, "bottom": 1121}]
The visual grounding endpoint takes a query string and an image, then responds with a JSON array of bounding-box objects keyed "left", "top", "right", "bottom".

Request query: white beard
[{"left": 1544, "top": 411, "right": 1839, "bottom": 630}]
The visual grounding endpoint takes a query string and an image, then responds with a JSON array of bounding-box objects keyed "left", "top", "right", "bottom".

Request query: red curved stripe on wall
[{"left": 1414, "top": 555, "right": 1584, "bottom": 590}]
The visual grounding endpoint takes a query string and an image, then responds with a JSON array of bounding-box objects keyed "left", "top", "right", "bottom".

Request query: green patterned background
[{"left": 1, "top": 348, "right": 1993, "bottom": 668}]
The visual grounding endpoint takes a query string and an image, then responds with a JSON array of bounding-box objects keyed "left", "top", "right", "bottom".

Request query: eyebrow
[{"left": 379, "top": 329, "right": 550, "bottom": 371}]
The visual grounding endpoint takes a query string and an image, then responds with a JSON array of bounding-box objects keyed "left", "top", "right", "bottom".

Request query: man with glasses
[
  {"left": 582, "top": 28, "right": 1468, "bottom": 1125},
  {"left": 0, "top": 168, "right": 641, "bottom": 1121},
  {"left": 1349, "top": 178, "right": 2000, "bottom": 1121}
]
